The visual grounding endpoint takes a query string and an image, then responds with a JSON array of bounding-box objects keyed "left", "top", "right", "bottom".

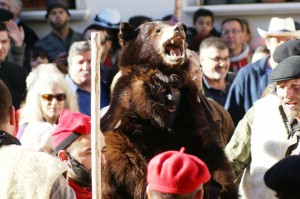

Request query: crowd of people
[{"left": 1, "top": 0, "right": 300, "bottom": 198}]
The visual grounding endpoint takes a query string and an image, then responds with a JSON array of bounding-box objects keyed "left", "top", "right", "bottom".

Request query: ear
[
  {"left": 175, "top": 22, "right": 187, "bottom": 33},
  {"left": 119, "top": 22, "right": 139, "bottom": 45},
  {"left": 58, "top": 150, "right": 68, "bottom": 163},
  {"left": 181, "top": 23, "right": 188, "bottom": 33},
  {"left": 9, "top": 106, "right": 15, "bottom": 126}
]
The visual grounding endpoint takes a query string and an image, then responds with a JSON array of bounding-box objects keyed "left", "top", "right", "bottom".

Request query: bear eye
[{"left": 156, "top": 29, "right": 161, "bottom": 33}]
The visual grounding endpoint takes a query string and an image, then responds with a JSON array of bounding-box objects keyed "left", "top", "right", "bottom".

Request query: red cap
[
  {"left": 147, "top": 147, "right": 211, "bottom": 194},
  {"left": 52, "top": 109, "right": 90, "bottom": 154}
]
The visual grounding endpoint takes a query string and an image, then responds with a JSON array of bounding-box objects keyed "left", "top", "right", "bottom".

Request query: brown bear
[{"left": 101, "top": 22, "right": 238, "bottom": 199}]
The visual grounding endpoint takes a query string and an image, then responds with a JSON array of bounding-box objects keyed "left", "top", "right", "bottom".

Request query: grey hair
[{"left": 67, "top": 41, "right": 91, "bottom": 66}]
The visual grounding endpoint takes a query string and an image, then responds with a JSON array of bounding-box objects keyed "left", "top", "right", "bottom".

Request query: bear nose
[{"left": 174, "top": 26, "right": 180, "bottom": 33}]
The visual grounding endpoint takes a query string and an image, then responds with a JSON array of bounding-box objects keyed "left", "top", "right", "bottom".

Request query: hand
[{"left": 5, "top": 20, "right": 24, "bottom": 47}]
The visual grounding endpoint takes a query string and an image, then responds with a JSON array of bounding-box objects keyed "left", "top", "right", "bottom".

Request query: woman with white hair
[{"left": 17, "top": 64, "right": 79, "bottom": 155}]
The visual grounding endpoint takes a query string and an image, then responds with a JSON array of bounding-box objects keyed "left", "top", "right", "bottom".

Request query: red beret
[
  {"left": 52, "top": 109, "right": 90, "bottom": 154},
  {"left": 147, "top": 147, "right": 211, "bottom": 194}
]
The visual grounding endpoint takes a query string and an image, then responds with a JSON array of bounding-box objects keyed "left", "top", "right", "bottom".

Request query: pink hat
[
  {"left": 147, "top": 147, "right": 211, "bottom": 194},
  {"left": 52, "top": 109, "right": 90, "bottom": 154}
]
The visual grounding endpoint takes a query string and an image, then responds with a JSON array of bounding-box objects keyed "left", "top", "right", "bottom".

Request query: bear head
[{"left": 118, "top": 21, "right": 187, "bottom": 74}]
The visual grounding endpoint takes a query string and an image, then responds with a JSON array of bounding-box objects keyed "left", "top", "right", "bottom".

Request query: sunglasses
[{"left": 41, "top": 93, "right": 66, "bottom": 102}]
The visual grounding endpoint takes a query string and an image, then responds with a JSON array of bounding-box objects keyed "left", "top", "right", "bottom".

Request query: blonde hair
[{"left": 19, "top": 71, "right": 79, "bottom": 125}]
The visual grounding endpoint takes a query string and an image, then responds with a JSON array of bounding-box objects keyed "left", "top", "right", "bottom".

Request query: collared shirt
[
  {"left": 202, "top": 72, "right": 236, "bottom": 106},
  {"left": 65, "top": 75, "right": 109, "bottom": 116},
  {"left": 50, "top": 175, "right": 76, "bottom": 199}
]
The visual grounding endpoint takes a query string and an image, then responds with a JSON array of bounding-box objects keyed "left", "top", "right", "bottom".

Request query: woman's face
[{"left": 40, "top": 84, "right": 66, "bottom": 124}]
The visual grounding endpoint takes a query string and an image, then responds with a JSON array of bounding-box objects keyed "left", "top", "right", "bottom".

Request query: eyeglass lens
[{"left": 42, "top": 93, "right": 66, "bottom": 101}]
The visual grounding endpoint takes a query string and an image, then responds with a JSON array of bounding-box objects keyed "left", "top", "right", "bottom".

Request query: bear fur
[{"left": 101, "top": 22, "right": 238, "bottom": 199}]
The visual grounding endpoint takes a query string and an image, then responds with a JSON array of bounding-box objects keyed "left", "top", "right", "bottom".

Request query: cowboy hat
[
  {"left": 257, "top": 17, "right": 300, "bottom": 39},
  {"left": 94, "top": 7, "right": 121, "bottom": 29}
]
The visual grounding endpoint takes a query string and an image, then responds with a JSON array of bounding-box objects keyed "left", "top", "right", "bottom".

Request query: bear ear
[
  {"left": 119, "top": 22, "right": 139, "bottom": 44},
  {"left": 178, "top": 22, "right": 187, "bottom": 33}
]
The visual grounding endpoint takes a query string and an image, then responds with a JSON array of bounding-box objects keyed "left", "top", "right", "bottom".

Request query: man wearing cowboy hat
[
  {"left": 225, "top": 55, "right": 300, "bottom": 199},
  {"left": 225, "top": 17, "right": 300, "bottom": 126}
]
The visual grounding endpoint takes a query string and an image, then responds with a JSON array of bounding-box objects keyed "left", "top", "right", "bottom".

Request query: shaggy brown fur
[{"left": 101, "top": 22, "right": 238, "bottom": 199}]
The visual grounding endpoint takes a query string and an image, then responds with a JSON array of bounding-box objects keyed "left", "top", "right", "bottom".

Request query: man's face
[
  {"left": 69, "top": 51, "right": 91, "bottom": 87},
  {"left": 200, "top": 46, "right": 230, "bottom": 80},
  {"left": 266, "top": 36, "right": 295, "bottom": 58},
  {"left": 194, "top": 16, "right": 213, "bottom": 36},
  {"left": 0, "top": 30, "right": 11, "bottom": 62},
  {"left": 47, "top": 7, "right": 70, "bottom": 30},
  {"left": 68, "top": 134, "right": 92, "bottom": 173},
  {"left": 221, "top": 20, "right": 244, "bottom": 53},
  {"left": 277, "top": 78, "right": 300, "bottom": 120}
]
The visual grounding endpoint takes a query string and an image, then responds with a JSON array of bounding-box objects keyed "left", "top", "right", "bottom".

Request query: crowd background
[{"left": 22, "top": 0, "right": 300, "bottom": 40}]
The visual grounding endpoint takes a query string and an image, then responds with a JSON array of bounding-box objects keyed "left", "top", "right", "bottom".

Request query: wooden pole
[{"left": 90, "top": 32, "right": 102, "bottom": 199}]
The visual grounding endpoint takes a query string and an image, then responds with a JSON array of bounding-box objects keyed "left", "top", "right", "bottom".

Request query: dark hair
[
  {"left": 82, "top": 24, "right": 113, "bottom": 41},
  {"left": 0, "top": 21, "right": 8, "bottom": 32},
  {"left": 193, "top": 9, "right": 214, "bottom": 23},
  {"left": 128, "top": 15, "right": 152, "bottom": 29},
  {"left": 221, "top": 18, "right": 244, "bottom": 32},
  {"left": 31, "top": 47, "right": 52, "bottom": 62},
  {"left": 24, "top": 46, "right": 52, "bottom": 71},
  {"left": 0, "top": 80, "right": 12, "bottom": 125},
  {"left": 162, "top": 14, "right": 172, "bottom": 21}
]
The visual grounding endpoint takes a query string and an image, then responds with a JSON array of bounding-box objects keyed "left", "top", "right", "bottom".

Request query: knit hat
[
  {"left": 45, "top": 1, "right": 70, "bottom": 18},
  {"left": 269, "top": 56, "right": 300, "bottom": 83},
  {"left": 147, "top": 147, "right": 211, "bottom": 194},
  {"left": 94, "top": 7, "right": 121, "bottom": 29},
  {"left": 273, "top": 39, "right": 300, "bottom": 63},
  {"left": 52, "top": 109, "right": 90, "bottom": 154},
  {"left": 264, "top": 155, "right": 300, "bottom": 197},
  {"left": 0, "top": 9, "right": 13, "bottom": 22}
]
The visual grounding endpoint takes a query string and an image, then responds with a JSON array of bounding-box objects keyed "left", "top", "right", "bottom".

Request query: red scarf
[{"left": 68, "top": 179, "right": 92, "bottom": 199}]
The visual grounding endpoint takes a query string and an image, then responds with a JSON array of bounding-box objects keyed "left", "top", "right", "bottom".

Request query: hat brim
[
  {"left": 94, "top": 21, "right": 120, "bottom": 29},
  {"left": 258, "top": 28, "right": 300, "bottom": 39}
]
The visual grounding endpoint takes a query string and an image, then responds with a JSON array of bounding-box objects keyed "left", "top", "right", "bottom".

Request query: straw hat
[{"left": 257, "top": 17, "right": 300, "bottom": 39}]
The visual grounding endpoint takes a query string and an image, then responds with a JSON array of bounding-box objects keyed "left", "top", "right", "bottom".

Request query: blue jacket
[
  {"left": 65, "top": 75, "right": 109, "bottom": 116},
  {"left": 224, "top": 56, "right": 271, "bottom": 126}
]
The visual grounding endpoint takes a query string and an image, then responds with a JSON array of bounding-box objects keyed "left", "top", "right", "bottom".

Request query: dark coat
[{"left": 0, "top": 61, "right": 27, "bottom": 109}]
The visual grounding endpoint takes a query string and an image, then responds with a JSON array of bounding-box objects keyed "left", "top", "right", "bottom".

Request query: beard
[
  {"left": 50, "top": 20, "right": 69, "bottom": 31},
  {"left": 282, "top": 98, "right": 300, "bottom": 119},
  {"left": 69, "top": 156, "right": 92, "bottom": 187}
]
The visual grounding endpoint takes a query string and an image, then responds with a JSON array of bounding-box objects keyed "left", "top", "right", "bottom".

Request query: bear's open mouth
[{"left": 163, "top": 36, "right": 184, "bottom": 61}]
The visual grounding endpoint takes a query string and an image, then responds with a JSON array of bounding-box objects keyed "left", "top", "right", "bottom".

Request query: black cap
[
  {"left": 273, "top": 39, "right": 300, "bottom": 63},
  {"left": 264, "top": 155, "right": 300, "bottom": 197},
  {"left": 45, "top": 2, "right": 70, "bottom": 18},
  {"left": 0, "top": 9, "right": 13, "bottom": 22},
  {"left": 269, "top": 56, "right": 300, "bottom": 83}
]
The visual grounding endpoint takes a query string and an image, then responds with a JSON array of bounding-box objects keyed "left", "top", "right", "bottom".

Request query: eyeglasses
[
  {"left": 207, "top": 56, "right": 230, "bottom": 63},
  {"left": 221, "top": 29, "right": 242, "bottom": 36},
  {"left": 41, "top": 93, "right": 66, "bottom": 102}
]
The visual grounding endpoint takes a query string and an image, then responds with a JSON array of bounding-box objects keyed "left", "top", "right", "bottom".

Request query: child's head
[
  {"left": 28, "top": 47, "right": 52, "bottom": 69},
  {"left": 193, "top": 8, "right": 214, "bottom": 36}
]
